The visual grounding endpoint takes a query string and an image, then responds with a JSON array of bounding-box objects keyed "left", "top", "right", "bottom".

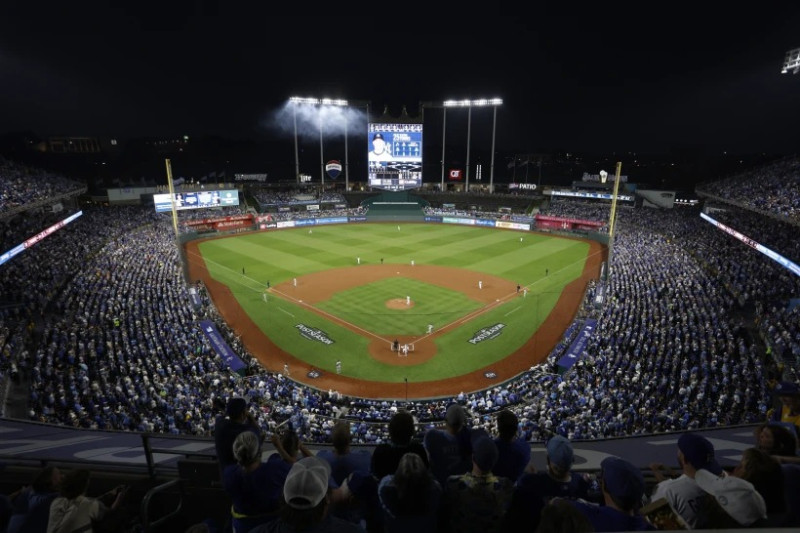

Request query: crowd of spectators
[
  {"left": 3, "top": 409, "right": 799, "bottom": 532},
  {"left": 697, "top": 155, "right": 800, "bottom": 223},
  {"left": 195, "top": 407, "right": 798, "bottom": 532},
  {"left": 539, "top": 198, "right": 623, "bottom": 224},
  {"left": 170, "top": 205, "right": 368, "bottom": 234},
  {"left": 248, "top": 187, "right": 347, "bottom": 208},
  {"left": 0, "top": 159, "right": 797, "bottom": 449},
  {"left": 0, "top": 157, "right": 85, "bottom": 214},
  {"left": 0, "top": 202, "right": 789, "bottom": 447},
  {"left": 259, "top": 206, "right": 367, "bottom": 222},
  {"left": 173, "top": 205, "right": 249, "bottom": 222}
]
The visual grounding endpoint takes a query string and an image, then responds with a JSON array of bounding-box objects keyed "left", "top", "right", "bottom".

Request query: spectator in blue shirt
[
  {"left": 568, "top": 456, "right": 654, "bottom": 531},
  {"left": 503, "top": 434, "right": 591, "bottom": 531},
  {"left": 214, "top": 397, "right": 263, "bottom": 474},
  {"left": 316, "top": 421, "right": 371, "bottom": 486},
  {"left": 492, "top": 409, "right": 531, "bottom": 482}
]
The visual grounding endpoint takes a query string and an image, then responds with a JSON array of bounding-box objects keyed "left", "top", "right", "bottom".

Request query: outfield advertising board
[{"left": 153, "top": 190, "right": 240, "bottom": 212}]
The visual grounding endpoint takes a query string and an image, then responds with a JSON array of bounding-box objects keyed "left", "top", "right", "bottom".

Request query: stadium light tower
[
  {"left": 781, "top": 47, "right": 800, "bottom": 74},
  {"left": 443, "top": 98, "right": 503, "bottom": 192},
  {"left": 289, "top": 96, "right": 349, "bottom": 187}
]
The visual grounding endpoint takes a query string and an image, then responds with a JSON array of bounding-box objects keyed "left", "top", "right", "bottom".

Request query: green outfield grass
[{"left": 196, "top": 223, "right": 592, "bottom": 383}]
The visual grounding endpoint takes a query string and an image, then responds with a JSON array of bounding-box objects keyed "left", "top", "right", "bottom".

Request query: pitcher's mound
[{"left": 386, "top": 298, "right": 413, "bottom": 309}]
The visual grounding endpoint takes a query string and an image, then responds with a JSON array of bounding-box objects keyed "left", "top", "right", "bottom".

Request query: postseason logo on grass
[
  {"left": 468, "top": 323, "right": 506, "bottom": 345},
  {"left": 295, "top": 324, "right": 334, "bottom": 345}
]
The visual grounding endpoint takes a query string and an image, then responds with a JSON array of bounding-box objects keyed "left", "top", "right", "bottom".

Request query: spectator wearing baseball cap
[
  {"left": 316, "top": 421, "right": 372, "bottom": 486},
  {"left": 223, "top": 431, "right": 285, "bottom": 533},
  {"left": 248, "top": 456, "right": 362, "bottom": 533},
  {"left": 769, "top": 381, "right": 800, "bottom": 438},
  {"left": 546, "top": 435, "right": 577, "bottom": 475},
  {"left": 693, "top": 467, "right": 767, "bottom": 528},
  {"left": 442, "top": 435, "right": 514, "bottom": 533},
  {"left": 423, "top": 403, "right": 475, "bottom": 486},
  {"left": 492, "top": 409, "right": 531, "bottom": 483},
  {"left": 569, "top": 456, "right": 655, "bottom": 531},
  {"left": 371, "top": 410, "right": 429, "bottom": 481},
  {"left": 502, "top": 435, "right": 591, "bottom": 531},
  {"left": 648, "top": 432, "right": 723, "bottom": 528},
  {"left": 214, "top": 397, "right": 263, "bottom": 474}
]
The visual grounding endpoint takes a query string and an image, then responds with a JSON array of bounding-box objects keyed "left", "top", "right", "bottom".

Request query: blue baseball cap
[
  {"left": 678, "top": 433, "right": 723, "bottom": 475},
  {"left": 546, "top": 435, "right": 574, "bottom": 470},
  {"left": 601, "top": 457, "right": 645, "bottom": 506}
]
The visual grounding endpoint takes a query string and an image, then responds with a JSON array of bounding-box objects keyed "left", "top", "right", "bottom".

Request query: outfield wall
[{"left": 360, "top": 190, "right": 428, "bottom": 221}]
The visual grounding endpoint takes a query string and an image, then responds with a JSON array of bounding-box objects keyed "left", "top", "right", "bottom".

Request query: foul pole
[
  {"left": 165, "top": 159, "right": 179, "bottom": 241},
  {"left": 606, "top": 161, "right": 623, "bottom": 275}
]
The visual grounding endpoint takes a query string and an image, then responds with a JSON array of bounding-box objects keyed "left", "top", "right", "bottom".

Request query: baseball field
[{"left": 185, "top": 223, "right": 603, "bottom": 399}]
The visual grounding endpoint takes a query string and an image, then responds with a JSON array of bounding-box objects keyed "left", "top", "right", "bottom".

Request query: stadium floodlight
[
  {"left": 781, "top": 47, "right": 800, "bottom": 74},
  {"left": 290, "top": 96, "right": 349, "bottom": 106},
  {"left": 289, "top": 96, "right": 351, "bottom": 186},
  {"left": 436, "top": 98, "right": 503, "bottom": 192},
  {"left": 443, "top": 98, "right": 503, "bottom": 107}
]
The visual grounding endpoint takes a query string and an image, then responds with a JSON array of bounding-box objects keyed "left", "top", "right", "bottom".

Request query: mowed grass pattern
[
  {"left": 316, "top": 278, "right": 483, "bottom": 335},
  {"left": 195, "top": 223, "right": 592, "bottom": 384}
]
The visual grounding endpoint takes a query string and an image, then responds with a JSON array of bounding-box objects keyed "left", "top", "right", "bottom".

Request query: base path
[{"left": 185, "top": 238, "right": 604, "bottom": 400}]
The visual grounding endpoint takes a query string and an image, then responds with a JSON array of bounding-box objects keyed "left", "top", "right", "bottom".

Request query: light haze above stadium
[{"left": 1, "top": 6, "right": 799, "bottom": 155}]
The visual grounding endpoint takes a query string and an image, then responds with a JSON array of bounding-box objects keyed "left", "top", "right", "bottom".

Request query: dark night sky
[{"left": 2, "top": 4, "right": 800, "bottom": 156}]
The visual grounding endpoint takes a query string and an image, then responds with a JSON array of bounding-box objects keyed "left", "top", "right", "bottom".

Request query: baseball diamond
[{"left": 186, "top": 222, "right": 604, "bottom": 399}]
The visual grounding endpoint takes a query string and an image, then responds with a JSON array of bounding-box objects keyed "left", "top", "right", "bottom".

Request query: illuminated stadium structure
[{"left": 1, "top": 100, "right": 799, "bottom": 530}]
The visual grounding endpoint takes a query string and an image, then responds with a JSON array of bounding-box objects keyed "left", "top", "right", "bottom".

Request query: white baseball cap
[{"left": 694, "top": 469, "right": 767, "bottom": 526}]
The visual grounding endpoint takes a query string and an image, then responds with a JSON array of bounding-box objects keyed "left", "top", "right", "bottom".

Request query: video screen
[
  {"left": 153, "top": 189, "right": 240, "bottom": 212},
  {"left": 368, "top": 123, "right": 422, "bottom": 191}
]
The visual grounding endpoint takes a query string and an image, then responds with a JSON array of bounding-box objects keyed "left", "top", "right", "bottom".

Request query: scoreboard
[{"left": 367, "top": 123, "right": 423, "bottom": 191}]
